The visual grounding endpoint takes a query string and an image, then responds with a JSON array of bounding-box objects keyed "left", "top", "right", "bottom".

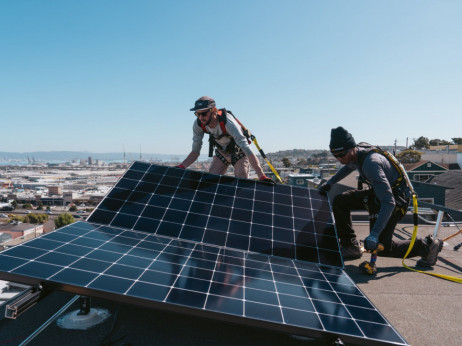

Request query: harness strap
[
  {"left": 214, "top": 148, "right": 245, "bottom": 167},
  {"left": 217, "top": 110, "right": 227, "bottom": 134},
  {"left": 357, "top": 143, "right": 404, "bottom": 190},
  {"left": 231, "top": 149, "right": 245, "bottom": 166},
  {"left": 214, "top": 149, "right": 230, "bottom": 166},
  {"left": 197, "top": 109, "right": 228, "bottom": 136},
  {"left": 356, "top": 143, "right": 413, "bottom": 217},
  {"left": 198, "top": 109, "right": 232, "bottom": 157}
]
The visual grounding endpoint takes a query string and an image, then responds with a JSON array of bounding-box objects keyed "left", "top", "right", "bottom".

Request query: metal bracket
[
  {"left": 77, "top": 295, "right": 91, "bottom": 315},
  {"left": 433, "top": 210, "right": 444, "bottom": 238},
  {"left": 5, "top": 285, "right": 43, "bottom": 319}
]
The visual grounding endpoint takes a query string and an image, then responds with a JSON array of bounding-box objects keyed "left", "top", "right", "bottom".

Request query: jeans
[{"left": 333, "top": 189, "right": 426, "bottom": 258}]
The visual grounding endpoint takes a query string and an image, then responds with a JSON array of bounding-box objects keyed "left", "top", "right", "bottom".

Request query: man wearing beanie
[{"left": 318, "top": 127, "right": 443, "bottom": 267}]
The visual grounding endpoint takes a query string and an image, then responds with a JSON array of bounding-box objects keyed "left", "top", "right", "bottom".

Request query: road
[{"left": 1, "top": 209, "right": 90, "bottom": 221}]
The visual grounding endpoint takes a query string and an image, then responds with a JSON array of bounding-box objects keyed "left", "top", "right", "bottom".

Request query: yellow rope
[
  {"left": 402, "top": 195, "right": 462, "bottom": 283},
  {"left": 251, "top": 137, "right": 284, "bottom": 184}
]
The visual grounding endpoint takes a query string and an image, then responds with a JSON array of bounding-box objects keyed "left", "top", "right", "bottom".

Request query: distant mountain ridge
[
  {"left": 267, "top": 146, "right": 405, "bottom": 158},
  {"left": 0, "top": 145, "right": 404, "bottom": 162}
]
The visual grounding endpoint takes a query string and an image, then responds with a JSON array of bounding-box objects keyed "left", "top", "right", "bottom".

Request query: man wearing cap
[
  {"left": 178, "top": 96, "right": 273, "bottom": 182},
  {"left": 318, "top": 126, "right": 443, "bottom": 267}
]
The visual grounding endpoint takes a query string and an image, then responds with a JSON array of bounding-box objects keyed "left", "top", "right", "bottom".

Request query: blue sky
[{"left": 1, "top": 1, "right": 461, "bottom": 157}]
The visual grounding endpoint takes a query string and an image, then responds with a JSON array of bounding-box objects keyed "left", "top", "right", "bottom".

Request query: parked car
[
  {"left": 0, "top": 214, "right": 9, "bottom": 218},
  {"left": 46, "top": 210, "right": 52, "bottom": 215},
  {"left": 25, "top": 210, "right": 31, "bottom": 214},
  {"left": 76, "top": 210, "right": 85, "bottom": 213}
]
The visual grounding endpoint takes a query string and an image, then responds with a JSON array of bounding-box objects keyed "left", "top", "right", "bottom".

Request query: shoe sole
[{"left": 417, "top": 240, "right": 443, "bottom": 267}]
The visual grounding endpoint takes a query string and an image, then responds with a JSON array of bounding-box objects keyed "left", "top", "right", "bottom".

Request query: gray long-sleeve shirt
[
  {"left": 191, "top": 113, "right": 254, "bottom": 157},
  {"left": 328, "top": 147, "right": 401, "bottom": 237}
]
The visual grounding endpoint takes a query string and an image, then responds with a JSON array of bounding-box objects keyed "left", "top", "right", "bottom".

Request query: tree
[
  {"left": 11, "top": 200, "right": 18, "bottom": 209},
  {"left": 297, "top": 158, "right": 308, "bottom": 165},
  {"left": 37, "top": 202, "right": 43, "bottom": 210},
  {"left": 10, "top": 215, "right": 24, "bottom": 223},
  {"left": 412, "top": 136, "right": 429, "bottom": 150},
  {"left": 452, "top": 138, "right": 462, "bottom": 145},
  {"left": 396, "top": 149, "right": 421, "bottom": 163},
  {"left": 282, "top": 157, "right": 291, "bottom": 168},
  {"left": 429, "top": 139, "right": 452, "bottom": 146},
  {"left": 25, "top": 213, "right": 49, "bottom": 224},
  {"left": 69, "top": 205, "right": 77, "bottom": 212},
  {"left": 54, "top": 213, "right": 75, "bottom": 229},
  {"left": 22, "top": 203, "right": 33, "bottom": 210}
]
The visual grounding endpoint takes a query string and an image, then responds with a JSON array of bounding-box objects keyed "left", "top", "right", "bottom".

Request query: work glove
[
  {"left": 176, "top": 164, "right": 186, "bottom": 169},
  {"left": 259, "top": 175, "right": 276, "bottom": 185},
  {"left": 364, "top": 233, "right": 379, "bottom": 251},
  {"left": 318, "top": 182, "right": 331, "bottom": 196}
]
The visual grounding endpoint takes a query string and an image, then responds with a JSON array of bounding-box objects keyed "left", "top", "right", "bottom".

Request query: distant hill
[
  {"left": 267, "top": 149, "right": 328, "bottom": 157},
  {"left": 267, "top": 145, "right": 407, "bottom": 158},
  {"left": 0, "top": 145, "right": 406, "bottom": 163}
]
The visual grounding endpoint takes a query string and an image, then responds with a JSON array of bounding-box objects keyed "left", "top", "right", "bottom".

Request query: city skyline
[{"left": 1, "top": 1, "right": 461, "bottom": 156}]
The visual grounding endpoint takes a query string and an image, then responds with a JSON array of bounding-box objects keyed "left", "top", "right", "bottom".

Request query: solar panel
[
  {"left": 0, "top": 162, "right": 408, "bottom": 345},
  {"left": 87, "top": 162, "right": 342, "bottom": 267}
]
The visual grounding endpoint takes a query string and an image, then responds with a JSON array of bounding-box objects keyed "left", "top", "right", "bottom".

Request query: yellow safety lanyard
[
  {"left": 372, "top": 148, "right": 461, "bottom": 282},
  {"left": 230, "top": 113, "right": 284, "bottom": 184},
  {"left": 250, "top": 135, "right": 284, "bottom": 184}
]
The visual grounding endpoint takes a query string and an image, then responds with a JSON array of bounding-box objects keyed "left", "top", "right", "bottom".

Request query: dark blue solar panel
[
  {"left": 0, "top": 162, "right": 408, "bottom": 345},
  {"left": 87, "top": 163, "right": 342, "bottom": 267},
  {"left": 0, "top": 222, "right": 406, "bottom": 345}
]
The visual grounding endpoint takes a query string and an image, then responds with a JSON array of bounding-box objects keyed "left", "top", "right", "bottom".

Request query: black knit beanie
[{"left": 329, "top": 127, "right": 356, "bottom": 154}]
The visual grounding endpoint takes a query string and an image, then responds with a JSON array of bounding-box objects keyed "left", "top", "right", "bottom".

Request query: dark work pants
[{"left": 332, "top": 189, "right": 427, "bottom": 258}]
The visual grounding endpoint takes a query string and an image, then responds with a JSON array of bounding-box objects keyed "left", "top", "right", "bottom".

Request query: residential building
[
  {"left": 403, "top": 161, "right": 449, "bottom": 182},
  {"left": 421, "top": 144, "right": 462, "bottom": 167},
  {"left": 0, "top": 223, "right": 44, "bottom": 242},
  {"left": 426, "top": 170, "right": 462, "bottom": 211}
]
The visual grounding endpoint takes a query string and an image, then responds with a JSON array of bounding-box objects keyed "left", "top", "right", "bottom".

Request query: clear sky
[{"left": 1, "top": 1, "right": 461, "bottom": 157}]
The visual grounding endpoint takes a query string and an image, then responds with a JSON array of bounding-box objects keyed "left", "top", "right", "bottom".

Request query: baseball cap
[{"left": 190, "top": 96, "right": 216, "bottom": 112}]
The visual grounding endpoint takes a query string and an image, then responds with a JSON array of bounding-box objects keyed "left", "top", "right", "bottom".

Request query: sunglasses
[
  {"left": 195, "top": 110, "right": 210, "bottom": 117},
  {"left": 333, "top": 151, "right": 348, "bottom": 158}
]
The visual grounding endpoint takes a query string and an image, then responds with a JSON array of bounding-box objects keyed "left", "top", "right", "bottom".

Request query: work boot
[
  {"left": 341, "top": 240, "right": 363, "bottom": 260},
  {"left": 416, "top": 236, "right": 443, "bottom": 267}
]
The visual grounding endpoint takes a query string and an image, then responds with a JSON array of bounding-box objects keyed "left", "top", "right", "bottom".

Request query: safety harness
[
  {"left": 196, "top": 108, "right": 249, "bottom": 166},
  {"left": 354, "top": 143, "right": 461, "bottom": 282},
  {"left": 196, "top": 108, "right": 284, "bottom": 183},
  {"left": 356, "top": 142, "right": 411, "bottom": 217}
]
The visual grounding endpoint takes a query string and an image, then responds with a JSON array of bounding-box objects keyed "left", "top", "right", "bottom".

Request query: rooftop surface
[{"left": 0, "top": 221, "right": 460, "bottom": 346}]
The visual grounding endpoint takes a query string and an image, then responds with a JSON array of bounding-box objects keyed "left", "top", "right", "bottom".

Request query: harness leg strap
[{"left": 215, "top": 149, "right": 230, "bottom": 166}]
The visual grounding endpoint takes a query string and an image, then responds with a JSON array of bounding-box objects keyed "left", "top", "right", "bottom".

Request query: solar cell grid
[
  {"left": 0, "top": 163, "right": 408, "bottom": 345},
  {"left": 87, "top": 163, "right": 341, "bottom": 267},
  {"left": 0, "top": 221, "right": 406, "bottom": 344}
]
